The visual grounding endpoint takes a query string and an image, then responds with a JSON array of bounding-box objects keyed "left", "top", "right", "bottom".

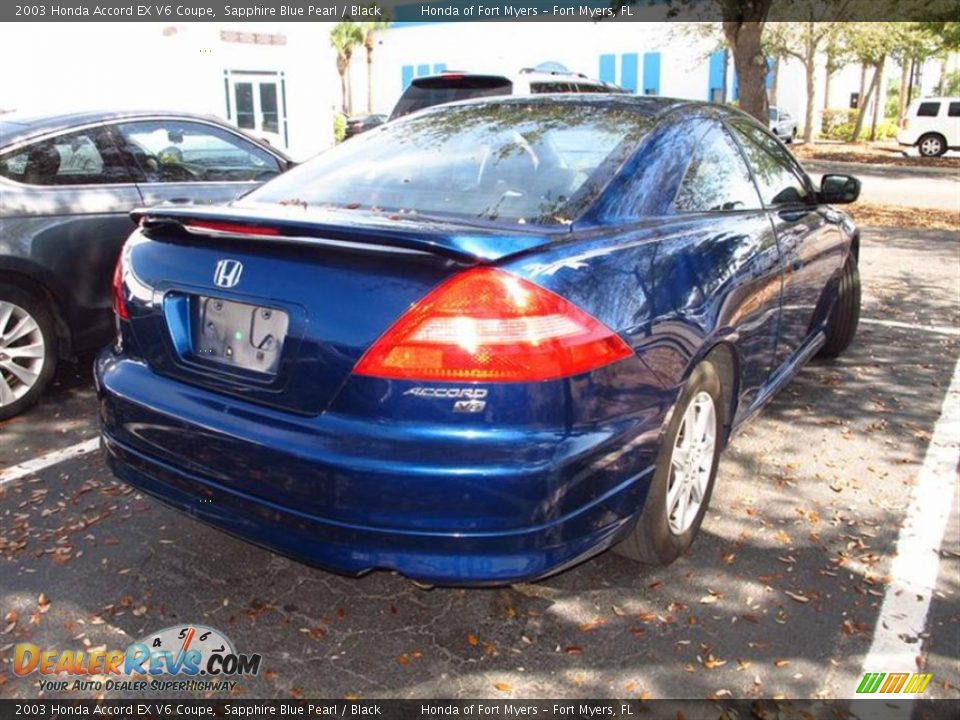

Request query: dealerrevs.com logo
[{"left": 13, "top": 624, "right": 261, "bottom": 693}]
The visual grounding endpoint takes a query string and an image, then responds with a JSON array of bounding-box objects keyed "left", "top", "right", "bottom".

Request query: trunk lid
[{"left": 124, "top": 206, "right": 557, "bottom": 415}]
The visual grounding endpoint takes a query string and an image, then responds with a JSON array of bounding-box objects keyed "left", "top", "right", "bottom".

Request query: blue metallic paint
[{"left": 96, "top": 98, "right": 857, "bottom": 584}]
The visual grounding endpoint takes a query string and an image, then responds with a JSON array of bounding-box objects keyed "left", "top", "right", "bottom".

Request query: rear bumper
[{"left": 96, "top": 352, "right": 661, "bottom": 585}]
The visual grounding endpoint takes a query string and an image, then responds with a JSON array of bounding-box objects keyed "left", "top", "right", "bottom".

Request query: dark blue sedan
[{"left": 96, "top": 96, "right": 861, "bottom": 585}]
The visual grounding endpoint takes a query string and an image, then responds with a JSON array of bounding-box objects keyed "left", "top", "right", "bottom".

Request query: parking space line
[
  {"left": 860, "top": 356, "right": 960, "bottom": 677},
  {"left": 0, "top": 436, "right": 101, "bottom": 488},
  {"left": 860, "top": 317, "right": 960, "bottom": 337}
]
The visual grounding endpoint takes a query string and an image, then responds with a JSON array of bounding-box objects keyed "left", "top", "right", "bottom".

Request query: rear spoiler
[{"left": 131, "top": 204, "right": 558, "bottom": 264}]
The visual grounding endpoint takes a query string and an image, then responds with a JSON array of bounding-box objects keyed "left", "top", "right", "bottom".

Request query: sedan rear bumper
[{"left": 95, "top": 352, "right": 660, "bottom": 585}]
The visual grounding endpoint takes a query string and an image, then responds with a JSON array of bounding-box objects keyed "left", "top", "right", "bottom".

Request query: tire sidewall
[
  {"left": 919, "top": 134, "right": 946, "bottom": 157},
  {"left": 0, "top": 284, "right": 58, "bottom": 420},
  {"left": 638, "top": 361, "right": 724, "bottom": 565}
]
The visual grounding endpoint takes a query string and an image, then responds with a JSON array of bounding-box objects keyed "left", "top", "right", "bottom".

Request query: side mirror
[{"left": 819, "top": 174, "right": 860, "bottom": 204}]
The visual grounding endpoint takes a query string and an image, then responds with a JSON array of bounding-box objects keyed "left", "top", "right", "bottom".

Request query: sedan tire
[
  {"left": 614, "top": 360, "right": 723, "bottom": 565},
  {"left": 0, "top": 284, "right": 58, "bottom": 420},
  {"left": 818, "top": 254, "right": 861, "bottom": 359}
]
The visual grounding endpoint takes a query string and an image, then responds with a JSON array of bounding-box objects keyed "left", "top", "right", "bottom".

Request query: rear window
[
  {"left": 949, "top": 102, "right": 960, "bottom": 118},
  {"left": 246, "top": 101, "right": 653, "bottom": 226},
  {"left": 917, "top": 102, "right": 941, "bottom": 117},
  {"left": 390, "top": 76, "right": 513, "bottom": 120}
]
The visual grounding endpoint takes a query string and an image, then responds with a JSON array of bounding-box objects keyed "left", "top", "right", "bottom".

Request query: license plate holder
[{"left": 191, "top": 296, "right": 289, "bottom": 375}]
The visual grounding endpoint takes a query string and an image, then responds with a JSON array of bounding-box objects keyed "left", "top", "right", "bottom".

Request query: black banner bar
[{"left": 3, "top": 0, "right": 959, "bottom": 23}]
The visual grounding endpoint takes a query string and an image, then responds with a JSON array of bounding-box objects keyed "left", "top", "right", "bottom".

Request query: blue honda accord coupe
[{"left": 96, "top": 96, "right": 861, "bottom": 585}]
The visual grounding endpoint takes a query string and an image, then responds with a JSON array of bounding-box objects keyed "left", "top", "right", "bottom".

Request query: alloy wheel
[
  {"left": 920, "top": 136, "right": 944, "bottom": 157},
  {"left": 0, "top": 300, "right": 46, "bottom": 406},
  {"left": 665, "top": 390, "right": 717, "bottom": 535}
]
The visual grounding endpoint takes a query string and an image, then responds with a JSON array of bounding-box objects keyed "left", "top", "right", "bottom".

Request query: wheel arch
[
  {"left": 700, "top": 341, "right": 740, "bottom": 449},
  {"left": 0, "top": 267, "right": 72, "bottom": 359}
]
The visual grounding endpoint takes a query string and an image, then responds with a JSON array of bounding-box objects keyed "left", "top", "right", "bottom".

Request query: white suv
[
  {"left": 390, "top": 65, "right": 626, "bottom": 121},
  {"left": 897, "top": 97, "right": 960, "bottom": 157}
]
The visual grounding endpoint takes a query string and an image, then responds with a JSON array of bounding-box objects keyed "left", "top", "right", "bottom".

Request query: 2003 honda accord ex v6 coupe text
[{"left": 96, "top": 96, "right": 862, "bottom": 585}]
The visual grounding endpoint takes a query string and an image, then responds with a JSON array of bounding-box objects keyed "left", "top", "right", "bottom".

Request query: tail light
[
  {"left": 183, "top": 220, "right": 280, "bottom": 237},
  {"left": 901, "top": 118, "right": 909, "bottom": 130},
  {"left": 112, "top": 253, "right": 130, "bottom": 321},
  {"left": 354, "top": 267, "right": 633, "bottom": 382}
]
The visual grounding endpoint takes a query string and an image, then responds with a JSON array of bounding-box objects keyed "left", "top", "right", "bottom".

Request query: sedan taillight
[
  {"left": 354, "top": 267, "right": 633, "bottom": 382},
  {"left": 112, "top": 253, "right": 130, "bottom": 321}
]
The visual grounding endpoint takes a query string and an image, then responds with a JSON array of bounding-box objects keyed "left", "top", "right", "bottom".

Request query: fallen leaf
[
  {"left": 467, "top": 634, "right": 479, "bottom": 646},
  {"left": 774, "top": 659, "right": 791, "bottom": 667},
  {"left": 494, "top": 682, "right": 512, "bottom": 692},
  {"left": 564, "top": 645, "right": 584, "bottom": 655},
  {"left": 579, "top": 617, "right": 605, "bottom": 632},
  {"left": 785, "top": 591, "right": 810, "bottom": 603}
]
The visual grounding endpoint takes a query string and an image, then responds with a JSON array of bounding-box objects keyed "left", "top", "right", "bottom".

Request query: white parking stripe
[
  {"left": 860, "top": 317, "right": 960, "bottom": 337},
  {"left": 0, "top": 436, "right": 101, "bottom": 488},
  {"left": 859, "top": 356, "right": 960, "bottom": 685}
]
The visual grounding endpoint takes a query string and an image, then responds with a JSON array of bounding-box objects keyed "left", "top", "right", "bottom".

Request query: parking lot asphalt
[
  {"left": 804, "top": 160, "right": 960, "bottom": 211},
  {"left": 0, "top": 226, "right": 958, "bottom": 702}
]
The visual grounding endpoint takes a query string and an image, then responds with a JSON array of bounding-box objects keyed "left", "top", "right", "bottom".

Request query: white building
[
  {"left": 0, "top": 23, "right": 338, "bottom": 160},
  {"left": 1, "top": 21, "right": 946, "bottom": 157},
  {"left": 355, "top": 21, "right": 945, "bottom": 135}
]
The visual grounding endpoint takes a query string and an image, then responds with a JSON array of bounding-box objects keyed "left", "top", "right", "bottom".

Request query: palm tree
[
  {"left": 362, "top": 19, "right": 391, "bottom": 114},
  {"left": 330, "top": 22, "right": 363, "bottom": 115}
]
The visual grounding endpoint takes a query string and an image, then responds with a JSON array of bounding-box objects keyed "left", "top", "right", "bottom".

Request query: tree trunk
[
  {"left": 851, "top": 62, "right": 881, "bottom": 142},
  {"left": 869, "top": 57, "right": 885, "bottom": 141},
  {"left": 346, "top": 57, "right": 353, "bottom": 116},
  {"left": 723, "top": 20, "right": 769, "bottom": 123},
  {"left": 804, "top": 55, "right": 816, "bottom": 143},
  {"left": 340, "top": 73, "right": 348, "bottom": 114},
  {"left": 898, "top": 59, "right": 910, "bottom": 120},
  {"left": 824, "top": 69, "right": 832, "bottom": 110},
  {"left": 367, "top": 51, "right": 374, "bottom": 114},
  {"left": 857, "top": 63, "right": 867, "bottom": 110}
]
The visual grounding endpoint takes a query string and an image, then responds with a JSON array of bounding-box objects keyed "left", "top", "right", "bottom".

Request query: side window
[
  {"left": 0, "top": 127, "right": 132, "bottom": 186},
  {"left": 948, "top": 102, "right": 960, "bottom": 118},
  {"left": 530, "top": 82, "right": 575, "bottom": 94},
  {"left": 674, "top": 125, "right": 762, "bottom": 213},
  {"left": 112, "top": 120, "right": 281, "bottom": 183},
  {"left": 729, "top": 121, "right": 811, "bottom": 207},
  {"left": 917, "top": 102, "right": 941, "bottom": 117}
]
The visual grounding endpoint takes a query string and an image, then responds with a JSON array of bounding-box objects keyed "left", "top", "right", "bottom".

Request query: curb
[{"left": 802, "top": 158, "right": 960, "bottom": 178}]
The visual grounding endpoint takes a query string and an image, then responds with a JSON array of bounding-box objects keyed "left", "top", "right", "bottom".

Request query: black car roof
[{"left": 0, "top": 109, "right": 278, "bottom": 151}]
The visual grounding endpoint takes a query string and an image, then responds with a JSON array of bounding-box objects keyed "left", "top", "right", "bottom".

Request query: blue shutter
[
  {"left": 620, "top": 53, "right": 639, "bottom": 93},
  {"left": 733, "top": 69, "right": 739, "bottom": 101},
  {"left": 708, "top": 50, "right": 726, "bottom": 102},
  {"left": 433, "top": 63, "right": 447, "bottom": 74},
  {"left": 417, "top": 64, "right": 430, "bottom": 78},
  {"left": 642, "top": 52, "right": 661, "bottom": 95},
  {"left": 765, "top": 57, "right": 776, "bottom": 89},
  {"left": 401, "top": 65, "right": 414, "bottom": 90},
  {"left": 599, "top": 54, "right": 616, "bottom": 84}
]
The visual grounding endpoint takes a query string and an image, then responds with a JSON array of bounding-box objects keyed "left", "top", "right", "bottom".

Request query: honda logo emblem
[{"left": 213, "top": 260, "right": 243, "bottom": 289}]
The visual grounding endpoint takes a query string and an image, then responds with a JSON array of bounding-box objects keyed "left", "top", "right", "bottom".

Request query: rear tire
[
  {"left": 918, "top": 133, "right": 947, "bottom": 158},
  {"left": 614, "top": 361, "right": 723, "bottom": 565},
  {"left": 818, "top": 254, "right": 861, "bottom": 359},
  {"left": 0, "top": 284, "right": 58, "bottom": 420}
]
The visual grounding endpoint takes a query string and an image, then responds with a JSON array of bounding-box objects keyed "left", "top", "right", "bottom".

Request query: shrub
[
  {"left": 333, "top": 112, "right": 347, "bottom": 144},
  {"left": 819, "top": 108, "right": 896, "bottom": 141},
  {"left": 820, "top": 109, "right": 857, "bottom": 139}
]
